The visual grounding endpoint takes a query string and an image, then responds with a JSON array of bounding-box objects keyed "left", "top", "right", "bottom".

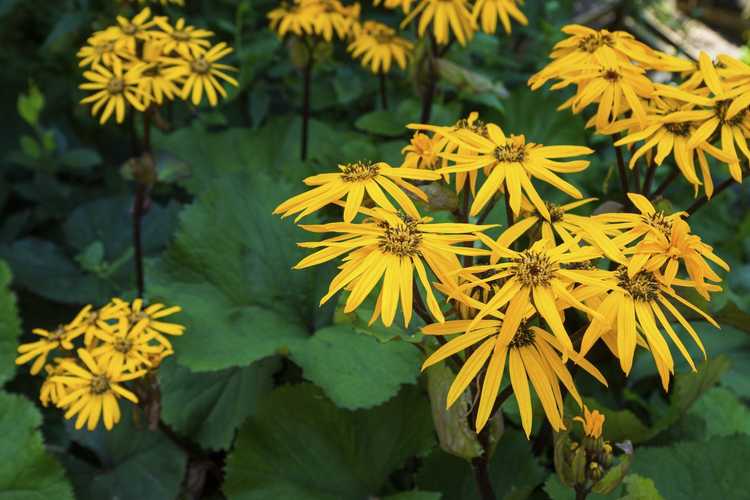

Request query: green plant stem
[
  {"left": 575, "top": 485, "right": 589, "bottom": 500},
  {"left": 133, "top": 111, "right": 152, "bottom": 298},
  {"left": 612, "top": 135, "right": 630, "bottom": 204},
  {"left": 650, "top": 164, "right": 680, "bottom": 199},
  {"left": 379, "top": 72, "right": 388, "bottom": 110},
  {"left": 686, "top": 177, "right": 736, "bottom": 216},
  {"left": 642, "top": 157, "right": 657, "bottom": 196},
  {"left": 301, "top": 48, "right": 314, "bottom": 161}
]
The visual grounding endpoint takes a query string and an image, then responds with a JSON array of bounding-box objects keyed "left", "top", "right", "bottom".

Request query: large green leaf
[
  {"left": 65, "top": 411, "right": 187, "bottom": 500},
  {"left": 417, "top": 429, "right": 546, "bottom": 500},
  {"left": 630, "top": 436, "right": 750, "bottom": 499},
  {"left": 0, "top": 260, "right": 21, "bottom": 385},
  {"left": 688, "top": 387, "right": 750, "bottom": 438},
  {"left": 223, "top": 384, "right": 435, "bottom": 500},
  {"left": 159, "top": 356, "right": 279, "bottom": 450},
  {"left": 0, "top": 391, "right": 74, "bottom": 499},
  {"left": 289, "top": 325, "right": 422, "bottom": 409},
  {"left": 148, "top": 172, "right": 334, "bottom": 371}
]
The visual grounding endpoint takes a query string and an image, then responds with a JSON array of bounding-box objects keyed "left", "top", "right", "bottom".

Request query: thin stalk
[
  {"left": 301, "top": 48, "right": 314, "bottom": 161},
  {"left": 650, "top": 164, "right": 680, "bottom": 199},
  {"left": 575, "top": 486, "right": 589, "bottom": 500},
  {"left": 379, "top": 72, "right": 388, "bottom": 110},
  {"left": 612, "top": 135, "right": 630, "bottom": 203},
  {"left": 686, "top": 177, "right": 736, "bottom": 215},
  {"left": 133, "top": 110, "right": 152, "bottom": 298},
  {"left": 420, "top": 35, "right": 437, "bottom": 123},
  {"left": 642, "top": 156, "right": 657, "bottom": 196}
]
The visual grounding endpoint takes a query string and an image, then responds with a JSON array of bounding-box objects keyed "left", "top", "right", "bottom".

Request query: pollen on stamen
[
  {"left": 378, "top": 217, "right": 422, "bottom": 257},
  {"left": 494, "top": 140, "right": 527, "bottom": 163},
  {"left": 509, "top": 321, "right": 536, "bottom": 348},
  {"left": 340, "top": 161, "right": 381, "bottom": 182},
  {"left": 512, "top": 250, "right": 554, "bottom": 287},
  {"left": 616, "top": 267, "right": 659, "bottom": 302}
]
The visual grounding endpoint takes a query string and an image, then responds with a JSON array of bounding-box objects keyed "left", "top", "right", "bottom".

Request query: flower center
[
  {"left": 90, "top": 374, "right": 111, "bottom": 395},
  {"left": 715, "top": 99, "right": 746, "bottom": 126},
  {"left": 341, "top": 161, "right": 380, "bottom": 182},
  {"left": 509, "top": 322, "right": 535, "bottom": 348},
  {"left": 455, "top": 118, "right": 489, "bottom": 137},
  {"left": 378, "top": 216, "right": 422, "bottom": 257},
  {"left": 546, "top": 202, "right": 565, "bottom": 222},
  {"left": 642, "top": 211, "right": 672, "bottom": 235},
  {"left": 113, "top": 337, "right": 133, "bottom": 354},
  {"left": 494, "top": 141, "right": 526, "bottom": 163},
  {"left": 48, "top": 326, "right": 66, "bottom": 341},
  {"left": 664, "top": 121, "right": 692, "bottom": 137},
  {"left": 107, "top": 78, "right": 124, "bottom": 95},
  {"left": 616, "top": 267, "right": 659, "bottom": 302},
  {"left": 577, "top": 33, "right": 613, "bottom": 53},
  {"left": 171, "top": 30, "right": 191, "bottom": 41},
  {"left": 512, "top": 250, "right": 554, "bottom": 287},
  {"left": 374, "top": 33, "right": 394, "bottom": 44},
  {"left": 602, "top": 69, "right": 621, "bottom": 82},
  {"left": 122, "top": 23, "right": 138, "bottom": 36},
  {"left": 191, "top": 58, "right": 211, "bottom": 74}
]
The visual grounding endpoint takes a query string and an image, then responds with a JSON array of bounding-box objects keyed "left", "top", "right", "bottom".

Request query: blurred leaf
[
  {"left": 355, "top": 110, "right": 407, "bottom": 137},
  {"left": 0, "top": 391, "right": 74, "bottom": 499},
  {"left": 543, "top": 475, "right": 621, "bottom": 500},
  {"left": 384, "top": 492, "right": 442, "bottom": 500},
  {"left": 289, "top": 325, "right": 422, "bottom": 410},
  {"left": 620, "top": 475, "right": 664, "bottom": 500},
  {"left": 630, "top": 436, "right": 750, "bottom": 499},
  {"left": 65, "top": 411, "right": 186, "bottom": 500},
  {"left": 224, "top": 384, "right": 434, "bottom": 499},
  {"left": 20, "top": 135, "right": 41, "bottom": 159},
  {"left": 159, "top": 356, "right": 278, "bottom": 450},
  {"left": 148, "top": 173, "right": 332, "bottom": 371},
  {"left": 688, "top": 387, "right": 750, "bottom": 438},
  {"left": 0, "top": 260, "right": 21, "bottom": 385},
  {"left": 41, "top": 13, "right": 87, "bottom": 54},
  {"left": 58, "top": 148, "right": 101, "bottom": 171},
  {"left": 417, "top": 429, "right": 546, "bottom": 500},
  {"left": 74, "top": 241, "right": 104, "bottom": 273},
  {"left": 17, "top": 84, "right": 44, "bottom": 127},
  {"left": 435, "top": 58, "right": 509, "bottom": 99}
]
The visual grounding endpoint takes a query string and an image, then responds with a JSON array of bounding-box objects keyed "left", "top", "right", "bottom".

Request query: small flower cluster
[
  {"left": 78, "top": 7, "right": 237, "bottom": 124},
  {"left": 16, "top": 299, "right": 184, "bottom": 431},
  {"left": 530, "top": 25, "right": 750, "bottom": 197},
  {"left": 274, "top": 95, "right": 727, "bottom": 437}
]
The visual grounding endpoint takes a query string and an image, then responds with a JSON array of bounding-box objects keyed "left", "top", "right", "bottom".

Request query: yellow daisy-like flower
[
  {"left": 268, "top": 0, "right": 321, "bottom": 38},
  {"left": 580, "top": 264, "right": 718, "bottom": 389},
  {"left": 294, "top": 208, "right": 494, "bottom": 326},
  {"left": 154, "top": 17, "right": 213, "bottom": 58},
  {"left": 53, "top": 349, "right": 145, "bottom": 430},
  {"left": 347, "top": 21, "right": 412, "bottom": 74},
  {"left": 421, "top": 319, "right": 606, "bottom": 434},
  {"left": 472, "top": 0, "right": 527, "bottom": 35},
  {"left": 77, "top": 28, "right": 129, "bottom": 68},
  {"left": 131, "top": 42, "right": 182, "bottom": 106},
  {"left": 79, "top": 62, "right": 146, "bottom": 124},
  {"left": 458, "top": 235, "right": 605, "bottom": 353},
  {"left": 122, "top": 298, "right": 185, "bottom": 349},
  {"left": 400, "top": 0, "right": 476, "bottom": 46},
  {"left": 439, "top": 123, "right": 592, "bottom": 219},
  {"left": 313, "top": 0, "right": 360, "bottom": 42},
  {"left": 40, "top": 359, "right": 73, "bottom": 407},
  {"left": 401, "top": 132, "right": 443, "bottom": 171},
  {"left": 164, "top": 42, "right": 238, "bottom": 106},
  {"left": 67, "top": 300, "right": 130, "bottom": 347},
  {"left": 91, "top": 318, "right": 163, "bottom": 374},
  {"left": 16, "top": 325, "right": 82, "bottom": 375},
  {"left": 574, "top": 405, "right": 605, "bottom": 439},
  {"left": 274, "top": 160, "right": 440, "bottom": 222},
  {"left": 374, "top": 0, "right": 413, "bottom": 13},
  {"left": 113, "top": 7, "right": 160, "bottom": 53},
  {"left": 659, "top": 52, "right": 750, "bottom": 183}
]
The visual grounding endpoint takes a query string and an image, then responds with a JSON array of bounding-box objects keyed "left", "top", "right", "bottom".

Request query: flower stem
[
  {"left": 612, "top": 135, "right": 630, "bottom": 204},
  {"left": 686, "top": 177, "right": 736, "bottom": 216},
  {"left": 650, "top": 163, "right": 680, "bottom": 199},
  {"left": 420, "top": 35, "right": 438, "bottom": 123},
  {"left": 379, "top": 72, "right": 388, "bottom": 110},
  {"left": 641, "top": 156, "right": 656, "bottom": 196},
  {"left": 133, "top": 110, "right": 152, "bottom": 298},
  {"left": 301, "top": 49, "right": 314, "bottom": 161}
]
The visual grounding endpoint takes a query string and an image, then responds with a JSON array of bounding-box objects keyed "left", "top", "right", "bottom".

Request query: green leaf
[
  {"left": 289, "top": 325, "right": 422, "bottom": 409},
  {"left": 58, "top": 148, "right": 101, "bottom": 170},
  {"left": 688, "top": 387, "right": 750, "bottom": 438},
  {"left": 542, "top": 475, "right": 622, "bottom": 500},
  {"left": 159, "top": 356, "right": 279, "bottom": 450},
  {"left": 17, "top": 84, "right": 44, "bottom": 127},
  {"left": 148, "top": 173, "right": 332, "bottom": 371},
  {"left": 620, "top": 474, "right": 664, "bottom": 500},
  {"left": 630, "top": 436, "right": 750, "bottom": 499},
  {"left": 355, "top": 110, "right": 408, "bottom": 137},
  {"left": 417, "top": 429, "right": 546, "bottom": 500},
  {"left": 65, "top": 411, "right": 187, "bottom": 500},
  {"left": 384, "top": 492, "right": 442, "bottom": 500},
  {"left": 224, "top": 384, "right": 434, "bottom": 500},
  {"left": 0, "top": 391, "right": 74, "bottom": 499},
  {"left": 0, "top": 261, "right": 21, "bottom": 385}
]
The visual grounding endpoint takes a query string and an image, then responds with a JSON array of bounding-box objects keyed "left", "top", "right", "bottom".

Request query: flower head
[
  {"left": 16, "top": 325, "right": 82, "bottom": 375},
  {"left": 472, "top": 0, "right": 527, "bottom": 34},
  {"left": 347, "top": 21, "right": 412, "bottom": 74},
  {"left": 400, "top": 0, "right": 476, "bottom": 46},
  {"left": 155, "top": 17, "right": 213, "bottom": 58},
  {"left": 79, "top": 62, "right": 146, "bottom": 124},
  {"left": 163, "top": 42, "right": 238, "bottom": 106},
  {"left": 113, "top": 7, "right": 160, "bottom": 53}
]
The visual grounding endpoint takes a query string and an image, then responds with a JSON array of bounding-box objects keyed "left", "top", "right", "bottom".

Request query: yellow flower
[
  {"left": 123, "top": 298, "right": 185, "bottom": 349},
  {"left": 472, "top": 0, "right": 527, "bottom": 34},
  {"left": 658, "top": 52, "right": 750, "bottom": 184},
  {"left": 574, "top": 406, "right": 605, "bottom": 439},
  {"left": 401, "top": 132, "right": 443, "bottom": 170},
  {"left": 77, "top": 28, "right": 129, "bottom": 67},
  {"left": 347, "top": 21, "right": 412, "bottom": 74},
  {"left": 421, "top": 319, "right": 606, "bottom": 434},
  {"left": 91, "top": 318, "right": 164, "bottom": 374},
  {"left": 556, "top": 49, "right": 655, "bottom": 130},
  {"left": 154, "top": 17, "right": 213, "bottom": 58},
  {"left": 164, "top": 42, "right": 238, "bottom": 106},
  {"left": 374, "top": 0, "right": 413, "bottom": 12},
  {"left": 294, "top": 208, "right": 494, "bottom": 326},
  {"left": 40, "top": 359, "right": 73, "bottom": 407},
  {"left": 273, "top": 160, "right": 440, "bottom": 222},
  {"left": 312, "top": 0, "right": 360, "bottom": 42},
  {"left": 16, "top": 325, "right": 82, "bottom": 375},
  {"left": 113, "top": 7, "right": 160, "bottom": 53},
  {"left": 67, "top": 301, "right": 129, "bottom": 347},
  {"left": 400, "top": 0, "right": 476, "bottom": 46},
  {"left": 458, "top": 235, "right": 605, "bottom": 353},
  {"left": 53, "top": 349, "right": 145, "bottom": 430},
  {"left": 580, "top": 264, "right": 718, "bottom": 389},
  {"left": 439, "top": 123, "right": 592, "bottom": 218},
  {"left": 79, "top": 62, "right": 146, "bottom": 124},
  {"left": 268, "top": 0, "right": 322, "bottom": 38},
  {"left": 130, "top": 41, "right": 183, "bottom": 106}
]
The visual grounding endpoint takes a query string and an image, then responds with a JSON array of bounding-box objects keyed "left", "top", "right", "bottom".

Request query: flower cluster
[
  {"left": 16, "top": 299, "right": 184, "bottom": 430},
  {"left": 78, "top": 7, "right": 237, "bottom": 124},
  {"left": 268, "top": 0, "right": 361, "bottom": 41},
  {"left": 275, "top": 89, "right": 727, "bottom": 437},
  {"left": 530, "top": 25, "right": 750, "bottom": 197}
]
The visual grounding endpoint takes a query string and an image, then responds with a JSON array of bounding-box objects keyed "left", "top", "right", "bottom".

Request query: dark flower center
[
  {"left": 512, "top": 250, "right": 554, "bottom": 287},
  {"left": 90, "top": 374, "right": 111, "bottom": 395},
  {"left": 341, "top": 161, "right": 380, "bottom": 182},
  {"left": 616, "top": 267, "right": 659, "bottom": 302}
]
